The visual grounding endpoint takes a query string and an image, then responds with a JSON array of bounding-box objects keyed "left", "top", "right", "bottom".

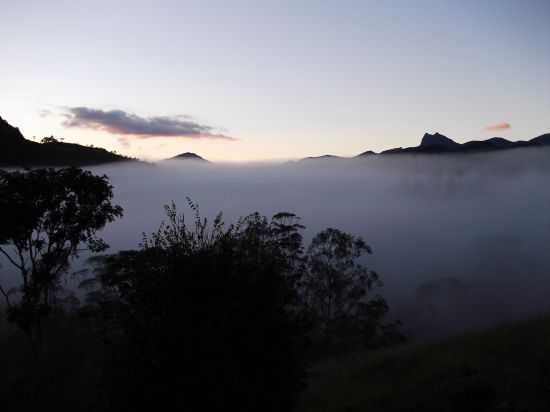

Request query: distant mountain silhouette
[
  {"left": 531, "top": 133, "right": 550, "bottom": 146},
  {"left": 300, "top": 154, "right": 343, "bottom": 162},
  {"left": 354, "top": 132, "right": 550, "bottom": 158},
  {"left": 357, "top": 150, "right": 376, "bottom": 157},
  {"left": 168, "top": 152, "right": 209, "bottom": 162},
  {"left": 4, "top": 114, "right": 550, "bottom": 166},
  {"left": 0, "top": 116, "right": 131, "bottom": 167},
  {"left": 420, "top": 132, "right": 461, "bottom": 150}
]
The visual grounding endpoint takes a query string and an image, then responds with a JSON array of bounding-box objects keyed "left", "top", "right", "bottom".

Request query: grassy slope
[{"left": 300, "top": 316, "right": 550, "bottom": 412}]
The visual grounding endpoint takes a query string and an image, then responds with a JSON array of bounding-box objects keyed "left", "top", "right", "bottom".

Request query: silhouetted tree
[
  {"left": 87, "top": 201, "right": 310, "bottom": 412},
  {"left": 301, "top": 228, "right": 391, "bottom": 349},
  {"left": 40, "top": 136, "right": 59, "bottom": 144},
  {"left": 0, "top": 167, "right": 123, "bottom": 352}
]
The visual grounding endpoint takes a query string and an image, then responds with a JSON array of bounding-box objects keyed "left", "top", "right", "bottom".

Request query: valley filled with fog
[{"left": 5, "top": 148, "right": 550, "bottom": 340}]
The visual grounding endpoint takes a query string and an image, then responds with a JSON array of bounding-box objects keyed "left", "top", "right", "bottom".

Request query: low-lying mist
[{"left": 7, "top": 147, "right": 550, "bottom": 340}]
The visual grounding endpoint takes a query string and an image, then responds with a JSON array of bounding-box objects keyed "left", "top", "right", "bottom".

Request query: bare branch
[
  {"left": 0, "top": 283, "right": 11, "bottom": 308},
  {"left": 0, "top": 246, "right": 23, "bottom": 271}
]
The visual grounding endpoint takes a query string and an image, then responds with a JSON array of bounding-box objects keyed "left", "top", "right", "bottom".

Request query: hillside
[
  {"left": 0, "top": 116, "right": 131, "bottom": 167},
  {"left": 301, "top": 315, "right": 550, "bottom": 411}
]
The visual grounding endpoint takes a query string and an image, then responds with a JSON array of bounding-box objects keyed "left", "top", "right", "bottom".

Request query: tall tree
[
  {"left": 302, "top": 228, "right": 390, "bottom": 348},
  {"left": 0, "top": 167, "right": 122, "bottom": 348}
]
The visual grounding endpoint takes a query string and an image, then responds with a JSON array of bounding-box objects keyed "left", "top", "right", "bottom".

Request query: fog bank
[{"left": 4, "top": 148, "right": 550, "bottom": 340}]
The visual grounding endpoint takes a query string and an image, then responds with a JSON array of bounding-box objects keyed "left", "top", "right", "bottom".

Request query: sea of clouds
[{"left": 3, "top": 148, "right": 550, "bottom": 340}]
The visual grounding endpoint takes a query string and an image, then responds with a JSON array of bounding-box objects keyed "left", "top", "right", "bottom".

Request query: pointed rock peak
[{"left": 420, "top": 132, "right": 459, "bottom": 148}]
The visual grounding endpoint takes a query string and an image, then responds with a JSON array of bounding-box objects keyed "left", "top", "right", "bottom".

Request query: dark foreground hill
[{"left": 0, "top": 116, "right": 131, "bottom": 167}]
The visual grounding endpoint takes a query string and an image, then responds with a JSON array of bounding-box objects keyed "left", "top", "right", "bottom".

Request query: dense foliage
[
  {"left": 88, "top": 203, "right": 310, "bottom": 411},
  {"left": 0, "top": 167, "right": 123, "bottom": 349},
  {"left": 0, "top": 168, "right": 397, "bottom": 411},
  {"left": 302, "top": 228, "right": 394, "bottom": 350}
]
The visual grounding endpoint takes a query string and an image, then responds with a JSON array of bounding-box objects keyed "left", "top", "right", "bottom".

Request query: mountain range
[
  {"left": 1, "top": 115, "right": 549, "bottom": 166},
  {"left": 304, "top": 132, "right": 550, "bottom": 161},
  {"left": 365, "top": 132, "right": 550, "bottom": 156}
]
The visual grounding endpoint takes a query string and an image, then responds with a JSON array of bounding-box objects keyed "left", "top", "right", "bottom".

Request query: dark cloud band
[{"left": 63, "top": 107, "right": 235, "bottom": 140}]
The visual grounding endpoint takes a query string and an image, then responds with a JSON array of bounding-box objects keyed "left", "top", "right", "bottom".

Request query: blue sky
[{"left": 1, "top": 0, "right": 549, "bottom": 161}]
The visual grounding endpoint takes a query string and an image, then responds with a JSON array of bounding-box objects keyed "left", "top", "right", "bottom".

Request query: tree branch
[
  {"left": 28, "top": 232, "right": 37, "bottom": 275},
  {"left": 0, "top": 246, "right": 23, "bottom": 271},
  {"left": 15, "top": 245, "right": 29, "bottom": 287},
  {"left": 0, "top": 283, "right": 11, "bottom": 308}
]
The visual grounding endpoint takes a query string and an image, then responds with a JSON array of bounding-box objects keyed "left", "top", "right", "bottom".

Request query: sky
[{"left": 1, "top": 0, "right": 549, "bottom": 161}]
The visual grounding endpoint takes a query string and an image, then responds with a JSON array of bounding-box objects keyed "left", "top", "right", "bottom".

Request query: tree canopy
[
  {"left": 302, "top": 228, "right": 392, "bottom": 349},
  {"left": 81, "top": 201, "right": 397, "bottom": 410},
  {"left": 0, "top": 167, "right": 122, "bottom": 335},
  {"left": 87, "top": 202, "right": 310, "bottom": 411}
]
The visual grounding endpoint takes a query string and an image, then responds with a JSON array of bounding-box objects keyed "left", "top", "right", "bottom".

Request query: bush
[
  {"left": 88, "top": 203, "right": 310, "bottom": 411},
  {"left": 84, "top": 201, "right": 399, "bottom": 410}
]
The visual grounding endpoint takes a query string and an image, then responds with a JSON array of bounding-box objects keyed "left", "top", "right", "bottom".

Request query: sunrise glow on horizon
[{"left": 1, "top": 0, "right": 549, "bottom": 162}]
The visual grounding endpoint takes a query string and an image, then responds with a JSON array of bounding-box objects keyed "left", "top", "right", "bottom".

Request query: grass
[{"left": 300, "top": 316, "right": 550, "bottom": 411}]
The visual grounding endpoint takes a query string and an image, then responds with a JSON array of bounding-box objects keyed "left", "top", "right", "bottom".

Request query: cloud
[
  {"left": 62, "top": 107, "right": 236, "bottom": 140},
  {"left": 485, "top": 122, "right": 511, "bottom": 131}
]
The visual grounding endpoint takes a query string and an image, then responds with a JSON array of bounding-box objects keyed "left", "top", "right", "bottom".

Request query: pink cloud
[{"left": 485, "top": 122, "right": 511, "bottom": 131}]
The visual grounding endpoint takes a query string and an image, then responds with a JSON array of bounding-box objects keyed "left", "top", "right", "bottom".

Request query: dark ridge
[
  {"left": 168, "top": 152, "right": 209, "bottom": 162},
  {"left": 0, "top": 116, "right": 132, "bottom": 167},
  {"left": 486, "top": 137, "right": 514, "bottom": 147},
  {"left": 362, "top": 131, "right": 550, "bottom": 157},
  {"left": 380, "top": 147, "right": 405, "bottom": 155},
  {"left": 530, "top": 133, "right": 550, "bottom": 146},
  {"left": 299, "top": 154, "right": 343, "bottom": 162},
  {"left": 356, "top": 150, "right": 377, "bottom": 157},
  {"left": 461, "top": 138, "right": 519, "bottom": 152}
]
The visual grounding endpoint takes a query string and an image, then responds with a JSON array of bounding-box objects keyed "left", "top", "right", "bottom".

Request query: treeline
[{"left": 0, "top": 168, "right": 401, "bottom": 411}]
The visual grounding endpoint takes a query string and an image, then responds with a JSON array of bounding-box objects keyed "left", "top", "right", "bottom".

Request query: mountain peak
[
  {"left": 357, "top": 150, "right": 376, "bottom": 157},
  {"left": 420, "top": 132, "right": 459, "bottom": 148},
  {"left": 170, "top": 152, "right": 208, "bottom": 162}
]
